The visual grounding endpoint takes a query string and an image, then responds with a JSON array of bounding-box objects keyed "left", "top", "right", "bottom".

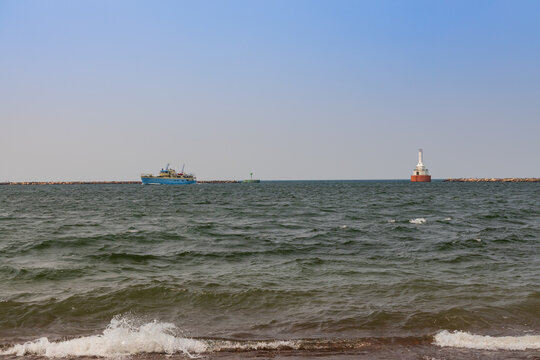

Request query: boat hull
[{"left": 141, "top": 177, "right": 196, "bottom": 185}]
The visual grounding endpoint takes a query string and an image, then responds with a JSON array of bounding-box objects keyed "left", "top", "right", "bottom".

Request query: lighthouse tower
[{"left": 411, "top": 149, "right": 431, "bottom": 182}]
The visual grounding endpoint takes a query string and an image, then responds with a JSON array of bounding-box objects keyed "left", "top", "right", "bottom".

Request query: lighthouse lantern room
[{"left": 411, "top": 149, "right": 431, "bottom": 182}]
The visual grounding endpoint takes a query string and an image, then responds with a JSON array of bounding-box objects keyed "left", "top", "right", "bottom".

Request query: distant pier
[{"left": 444, "top": 178, "right": 540, "bottom": 182}]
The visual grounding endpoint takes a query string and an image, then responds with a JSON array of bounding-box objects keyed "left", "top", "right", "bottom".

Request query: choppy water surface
[{"left": 0, "top": 181, "right": 539, "bottom": 358}]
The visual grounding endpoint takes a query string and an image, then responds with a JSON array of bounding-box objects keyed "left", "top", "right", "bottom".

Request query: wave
[
  {"left": 0, "top": 265, "right": 88, "bottom": 281},
  {"left": 3, "top": 316, "right": 540, "bottom": 358},
  {"left": 434, "top": 330, "right": 540, "bottom": 350},
  {"left": 90, "top": 252, "right": 161, "bottom": 262},
  {"left": 409, "top": 218, "right": 426, "bottom": 224},
  {"left": 0, "top": 316, "right": 207, "bottom": 357},
  {"left": 0, "top": 316, "right": 316, "bottom": 357},
  {"left": 3, "top": 285, "right": 539, "bottom": 338},
  {"left": 0, "top": 316, "right": 425, "bottom": 358}
]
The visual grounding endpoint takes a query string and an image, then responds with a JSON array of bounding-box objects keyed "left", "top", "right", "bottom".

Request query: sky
[{"left": 1, "top": 0, "right": 539, "bottom": 181}]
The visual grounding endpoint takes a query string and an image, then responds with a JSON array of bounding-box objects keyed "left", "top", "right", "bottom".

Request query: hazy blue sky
[{"left": 2, "top": 0, "right": 539, "bottom": 180}]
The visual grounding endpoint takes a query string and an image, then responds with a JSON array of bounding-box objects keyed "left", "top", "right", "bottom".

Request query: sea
[{"left": 0, "top": 181, "right": 538, "bottom": 359}]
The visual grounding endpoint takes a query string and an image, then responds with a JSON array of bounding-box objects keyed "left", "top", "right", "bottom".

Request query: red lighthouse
[{"left": 411, "top": 149, "right": 431, "bottom": 182}]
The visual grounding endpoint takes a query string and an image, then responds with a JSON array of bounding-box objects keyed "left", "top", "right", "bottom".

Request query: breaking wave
[
  {"left": 1, "top": 316, "right": 433, "bottom": 358},
  {"left": 409, "top": 218, "right": 426, "bottom": 224},
  {"left": 0, "top": 316, "right": 207, "bottom": 357},
  {"left": 0, "top": 316, "right": 306, "bottom": 358},
  {"left": 434, "top": 330, "right": 540, "bottom": 350},
  {"left": 5, "top": 317, "right": 540, "bottom": 358}
]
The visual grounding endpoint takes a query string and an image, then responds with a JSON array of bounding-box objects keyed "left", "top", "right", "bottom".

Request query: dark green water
[{"left": 0, "top": 181, "right": 539, "bottom": 357}]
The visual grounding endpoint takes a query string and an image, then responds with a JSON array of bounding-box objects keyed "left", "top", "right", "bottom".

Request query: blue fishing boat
[{"left": 141, "top": 164, "right": 196, "bottom": 185}]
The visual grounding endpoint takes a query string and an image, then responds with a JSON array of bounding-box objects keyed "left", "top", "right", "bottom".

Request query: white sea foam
[
  {"left": 387, "top": 219, "right": 396, "bottom": 223},
  {"left": 0, "top": 316, "right": 207, "bottom": 357},
  {"left": 442, "top": 217, "right": 452, "bottom": 221},
  {"left": 206, "top": 339, "right": 299, "bottom": 352},
  {"left": 434, "top": 330, "right": 540, "bottom": 350},
  {"left": 409, "top": 218, "right": 426, "bottom": 224},
  {"left": 0, "top": 316, "right": 302, "bottom": 358}
]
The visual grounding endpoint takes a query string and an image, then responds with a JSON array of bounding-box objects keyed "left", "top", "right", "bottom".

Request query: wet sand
[{"left": 2, "top": 344, "right": 538, "bottom": 360}]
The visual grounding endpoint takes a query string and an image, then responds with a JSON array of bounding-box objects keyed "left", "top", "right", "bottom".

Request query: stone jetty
[
  {"left": 4, "top": 181, "right": 142, "bottom": 185},
  {"left": 444, "top": 178, "right": 540, "bottom": 182},
  {"left": 197, "top": 180, "right": 241, "bottom": 184},
  {"left": 1, "top": 180, "right": 243, "bottom": 185}
]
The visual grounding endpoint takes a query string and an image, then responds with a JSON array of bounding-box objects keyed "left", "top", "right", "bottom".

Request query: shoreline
[{"left": 2, "top": 336, "right": 537, "bottom": 360}]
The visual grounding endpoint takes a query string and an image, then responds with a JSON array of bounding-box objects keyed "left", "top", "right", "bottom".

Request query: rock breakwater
[
  {"left": 197, "top": 180, "right": 241, "bottom": 184},
  {"left": 4, "top": 181, "right": 142, "bottom": 185},
  {"left": 2, "top": 180, "right": 243, "bottom": 185},
  {"left": 444, "top": 178, "right": 539, "bottom": 182}
]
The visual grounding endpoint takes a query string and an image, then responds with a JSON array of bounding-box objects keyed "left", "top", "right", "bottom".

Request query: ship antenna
[
  {"left": 166, "top": 163, "right": 169, "bottom": 171},
  {"left": 181, "top": 164, "right": 185, "bottom": 173}
]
